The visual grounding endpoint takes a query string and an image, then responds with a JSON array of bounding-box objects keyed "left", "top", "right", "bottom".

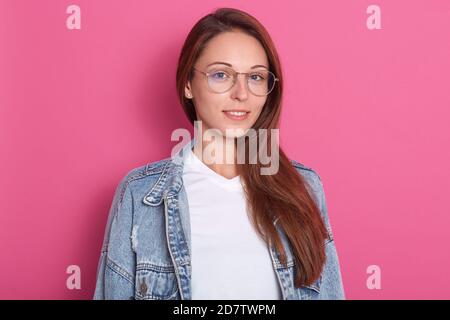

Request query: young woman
[{"left": 93, "top": 7, "right": 345, "bottom": 300}]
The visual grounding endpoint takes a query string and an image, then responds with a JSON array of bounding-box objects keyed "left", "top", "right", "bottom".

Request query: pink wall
[{"left": 1, "top": 0, "right": 449, "bottom": 299}]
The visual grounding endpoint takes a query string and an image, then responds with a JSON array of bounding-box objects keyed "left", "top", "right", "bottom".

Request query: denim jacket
[{"left": 93, "top": 138, "right": 345, "bottom": 300}]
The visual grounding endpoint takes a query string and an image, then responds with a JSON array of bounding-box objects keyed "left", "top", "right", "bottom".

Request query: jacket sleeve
[
  {"left": 93, "top": 175, "right": 136, "bottom": 300},
  {"left": 308, "top": 171, "right": 346, "bottom": 300}
]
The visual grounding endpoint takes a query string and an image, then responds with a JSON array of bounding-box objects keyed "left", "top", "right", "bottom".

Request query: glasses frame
[{"left": 192, "top": 66, "right": 279, "bottom": 97}]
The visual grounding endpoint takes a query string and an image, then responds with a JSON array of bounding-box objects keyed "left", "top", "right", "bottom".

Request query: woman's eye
[
  {"left": 212, "top": 71, "right": 229, "bottom": 79},
  {"left": 250, "top": 74, "right": 264, "bottom": 81}
]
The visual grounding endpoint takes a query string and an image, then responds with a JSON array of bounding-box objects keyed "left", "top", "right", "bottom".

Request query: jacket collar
[
  {"left": 142, "top": 138, "right": 195, "bottom": 206},
  {"left": 141, "top": 136, "right": 297, "bottom": 269}
]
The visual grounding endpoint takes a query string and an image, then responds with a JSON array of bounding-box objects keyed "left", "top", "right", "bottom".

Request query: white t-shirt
[{"left": 182, "top": 148, "right": 282, "bottom": 300}]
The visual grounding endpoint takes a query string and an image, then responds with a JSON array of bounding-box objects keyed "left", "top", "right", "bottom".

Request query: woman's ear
[{"left": 185, "top": 81, "right": 193, "bottom": 99}]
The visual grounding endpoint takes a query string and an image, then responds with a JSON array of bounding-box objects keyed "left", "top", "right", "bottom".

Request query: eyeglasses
[{"left": 192, "top": 66, "right": 279, "bottom": 96}]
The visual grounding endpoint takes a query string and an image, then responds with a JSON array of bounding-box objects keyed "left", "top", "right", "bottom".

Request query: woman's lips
[{"left": 222, "top": 110, "right": 250, "bottom": 121}]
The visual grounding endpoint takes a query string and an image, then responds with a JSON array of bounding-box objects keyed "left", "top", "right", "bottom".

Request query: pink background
[{"left": 1, "top": 0, "right": 450, "bottom": 299}]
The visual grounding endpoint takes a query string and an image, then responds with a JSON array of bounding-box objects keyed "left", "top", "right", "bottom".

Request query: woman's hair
[{"left": 175, "top": 7, "right": 328, "bottom": 288}]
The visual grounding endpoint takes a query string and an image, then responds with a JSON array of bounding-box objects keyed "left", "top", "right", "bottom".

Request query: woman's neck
[{"left": 192, "top": 137, "right": 239, "bottom": 180}]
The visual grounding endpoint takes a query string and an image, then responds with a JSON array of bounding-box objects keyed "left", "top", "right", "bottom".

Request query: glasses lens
[
  {"left": 206, "top": 68, "right": 277, "bottom": 95},
  {"left": 248, "top": 70, "right": 276, "bottom": 96},
  {"left": 207, "top": 69, "right": 235, "bottom": 93}
]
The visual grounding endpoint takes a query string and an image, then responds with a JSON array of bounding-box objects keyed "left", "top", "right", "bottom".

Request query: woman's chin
[{"left": 222, "top": 127, "right": 251, "bottom": 139}]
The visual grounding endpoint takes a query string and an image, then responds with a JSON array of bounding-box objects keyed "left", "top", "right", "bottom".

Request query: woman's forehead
[{"left": 197, "top": 32, "right": 269, "bottom": 69}]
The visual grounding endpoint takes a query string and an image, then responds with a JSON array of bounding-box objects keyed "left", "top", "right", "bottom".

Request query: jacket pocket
[
  {"left": 134, "top": 263, "right": 179, "bottom": 300},
  {"left": 298, "top": 274, "right": 323, "bottom": 300}
]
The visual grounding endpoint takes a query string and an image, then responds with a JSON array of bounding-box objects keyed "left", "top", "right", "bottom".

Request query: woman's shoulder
[
  {"left": 111, "top": 157, "right": 173, "bottom": 204},
  {"left": 120, "top": 157, "right": 171, "bottom": 183},
  {"left": 290, "top": 159, "right": 323, "bottom": 188},
  {"left": 290, "top": 159, "right": 333, "bottom": 240}
]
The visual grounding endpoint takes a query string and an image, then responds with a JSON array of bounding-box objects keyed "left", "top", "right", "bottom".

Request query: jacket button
[{"left": 140, "top": 280, "right": 148, "bottom": 296}]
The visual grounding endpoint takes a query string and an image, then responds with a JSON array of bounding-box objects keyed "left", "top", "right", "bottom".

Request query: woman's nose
[{"left": 230, "top": 74, "right": 249, "bottom": 100}]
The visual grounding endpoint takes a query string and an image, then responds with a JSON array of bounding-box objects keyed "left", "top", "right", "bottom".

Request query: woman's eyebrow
[{"left": 206, "top": 61, "right": 268, "bottom": 69}]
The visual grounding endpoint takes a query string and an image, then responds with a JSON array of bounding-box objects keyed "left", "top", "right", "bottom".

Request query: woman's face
[{"left": 185, "top": 31, "right": 269, "bottom": 138}]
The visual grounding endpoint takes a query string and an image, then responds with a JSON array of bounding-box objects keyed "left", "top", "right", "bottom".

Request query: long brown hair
[{"left": 175, "top": 7, "right": 328, "bottom": 288}]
